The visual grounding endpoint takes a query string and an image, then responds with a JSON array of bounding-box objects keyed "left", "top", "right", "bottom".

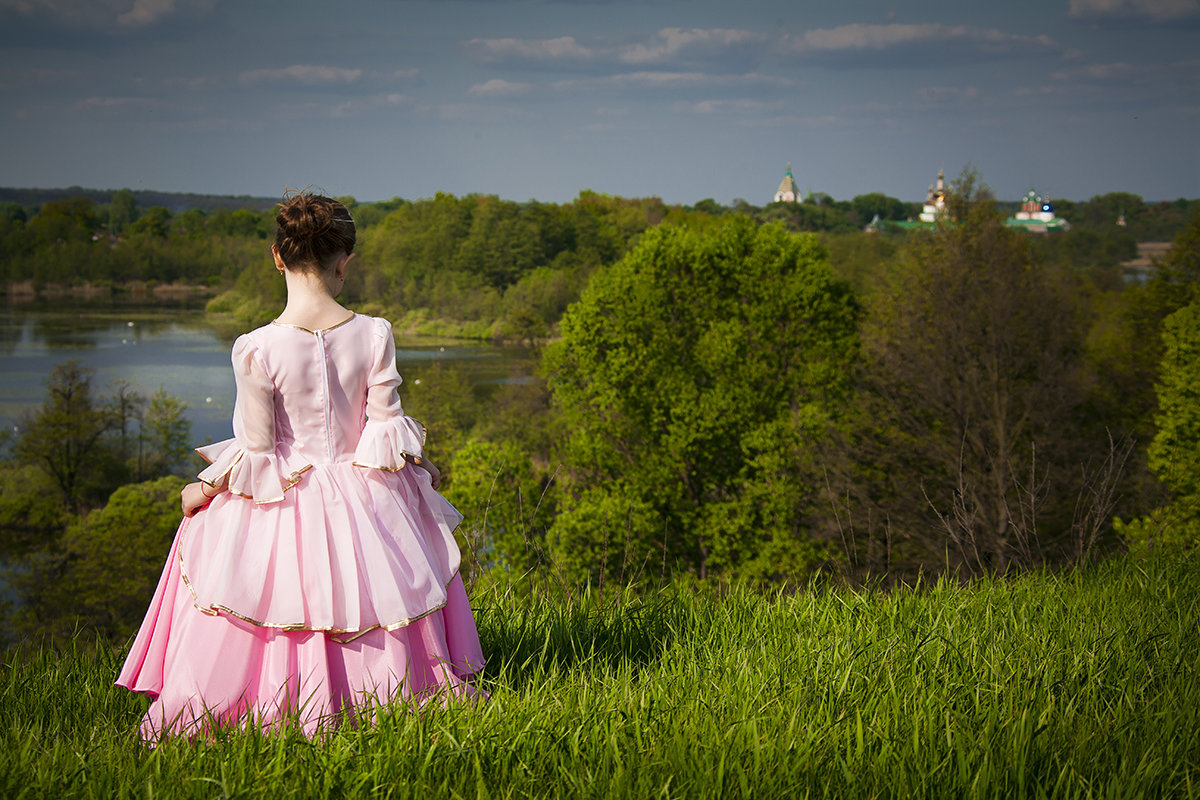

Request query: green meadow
[{"left": 2, "top": 550, "right": 1197, "bottom": 799}]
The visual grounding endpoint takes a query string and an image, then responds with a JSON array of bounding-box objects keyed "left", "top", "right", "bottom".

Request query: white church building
[{"left": 774, "top": 164, "right": 801, "bottom": 204}]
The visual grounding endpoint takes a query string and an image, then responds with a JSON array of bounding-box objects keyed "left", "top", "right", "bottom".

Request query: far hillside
[{"left": 0, "top": 187, "right": 276, "bottom": 215}]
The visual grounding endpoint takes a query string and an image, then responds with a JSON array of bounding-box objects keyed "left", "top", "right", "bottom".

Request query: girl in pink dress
[{"left": 117, "top": 192, "right": 485, "bottom": 738}]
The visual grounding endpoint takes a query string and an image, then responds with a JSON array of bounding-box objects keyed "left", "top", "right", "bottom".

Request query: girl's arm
[
  {"left": 182, "top": 480, "right": 225, "bottom": 517},
  {"left": 408, "top": 456, "right": 441, "bottom": 490},
  {"left": 355, "top": 318, "right": 442, "bottom": 488}
]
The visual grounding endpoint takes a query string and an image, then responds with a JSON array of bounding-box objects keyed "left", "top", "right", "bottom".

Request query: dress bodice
[
  {"left": 257, "top": 314, "right": 379, "bottom": 464},
  {"left": 197, "top": 313, "right": 426, "bottom": 504}
]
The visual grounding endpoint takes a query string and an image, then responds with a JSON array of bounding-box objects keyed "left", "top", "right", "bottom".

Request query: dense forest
[
  {"left": 3, "top": 184, "right": 1196, "bottom": 335},
  {"left": 1, "top": 174, "right": 1198, "bottom": 647}
]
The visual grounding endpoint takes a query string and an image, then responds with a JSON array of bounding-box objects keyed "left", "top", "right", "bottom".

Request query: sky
[{"left": 0, "top": 0, "right": 1197, "bottom": 206}]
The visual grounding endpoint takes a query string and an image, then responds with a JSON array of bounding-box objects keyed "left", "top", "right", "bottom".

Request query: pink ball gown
[{"left": 116, "top": 313, "right": 485, "bottom": 738}]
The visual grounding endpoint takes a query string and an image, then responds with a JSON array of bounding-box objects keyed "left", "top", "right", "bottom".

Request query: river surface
[{"left": 0, "top": 305, "right": 538, "bottom": 445}]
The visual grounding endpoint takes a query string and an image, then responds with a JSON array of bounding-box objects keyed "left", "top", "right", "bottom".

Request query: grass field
[{"left": 2, "top": 551, "right": 1197, "bottom": 799}]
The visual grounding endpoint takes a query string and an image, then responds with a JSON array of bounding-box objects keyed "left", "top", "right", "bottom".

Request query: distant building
[
  {"left": 774, "top": 164, "right": 800, "bottom": 203},
  {"left": 919, "top": 169, "right": 947, "bottom": 223},
  {"left": 1004, "top": 188, "right": 1069, "bottom": 233}
]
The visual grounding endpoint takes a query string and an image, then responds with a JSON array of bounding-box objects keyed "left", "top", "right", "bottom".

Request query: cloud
[
  {"left": 106, "top": 64, "right": 412, "bottom": 97},
  {"left": 116, "top": 0, "right": 180, "bottom": 26},
  {"left": 1050, "top": 59, "right": 1200, "bottom": 87},
  {"left": 0, "top": 65, "right": 86, "bottom": 90},
  {"left": 674, "top": 98, "right": 787, "bottom": 115},
  {"left": 552, "top": 71, "right": 791, "bottom": 92},
  {"left": 732, "top": 113, "right": 841, "bottom": 130},
  {"left": 1052, "top": 62, "right": 1154, "bottom": 82},
  {"left": 467, "top": 35, "right": 597, "bottom": 64},
  {"left": 777, "top": 23, "right": 1059, "bottom": 67},
  {"left": 239, "top": 65, "right": 364, "bottom": 86},
  {"left": 435, "top": 103, "right": 534, "bottom": 123},
  {"left": 267, "top": 93, "right": 416, "bottom": 121},
  {"left": 0, "top": 0, "right": 214, "bottom": 28},
  {"left": 468, "top": 79, "right": 534, "bottom": 98},
  {"left": 915, "top": 85, "right": 981, "bottom": 102},
  {"left": 1068, "top": 0, "right": 1200, "bottom": 24},
  {"left": 617, "top": 27, "right": 765, "bottom": 66},
  {"left": 466, "top": 27, "right": 766, "bottom": 72}
]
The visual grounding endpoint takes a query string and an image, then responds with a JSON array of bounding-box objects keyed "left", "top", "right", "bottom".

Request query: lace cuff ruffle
[
  {"left": 352, "top": 416, "right": 427, "bottom": 472},
  {"left": 196, "top": 439, "right": 312, "bottom": 505}
]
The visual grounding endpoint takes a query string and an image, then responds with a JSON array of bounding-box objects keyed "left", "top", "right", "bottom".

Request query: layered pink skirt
[{"left": 116, "top": 462, "right": 486, "bottom": 739}]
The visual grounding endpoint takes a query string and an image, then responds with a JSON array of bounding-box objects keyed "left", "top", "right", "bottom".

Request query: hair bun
[
  {"left": 280, "top": 192, "right": 336, "bottom": 240},
  {"left": 273, "top": 190, "right": 356, "bottom": 273}
]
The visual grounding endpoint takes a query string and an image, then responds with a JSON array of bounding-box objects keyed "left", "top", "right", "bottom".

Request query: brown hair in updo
[{"left": 273, "top": 190, "right": 356, "bottom": 273}]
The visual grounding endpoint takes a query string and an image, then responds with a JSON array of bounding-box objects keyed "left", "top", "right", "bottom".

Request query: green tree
[
  {"left": 0, "top": 202, "right": 27, "bottom": 225},
  {"left": 172, "top": 208, "right": 207, "bottom": 237},
  {"left": 0, "top": 205, "right": 30, "bottom": 276},
  {"left": 453, "top": 195, "right": 543, "bottom": 288},
  {"left": 470, "top": 378, "right": 562, "bottom": 464},
  {"left": 12, "top": 364, "right": 192, "bottom": 511},
  {"left": 109, "top": 380, "right": 145, "bottom": 468},
  {"left": 206, "top": 207, "right": 268, "bottom": 238},
  {"left": 1079, "top": 192, "right": 1145, "bottom": 229},
  {"left": 443, "top": 438, "right": 550, "bottom": 578},
  {"left": 140, "top": 389, "right": 193, "bottom": 478},
  {"left": 1117, "top": 300, "right": 1200, "bottom": 550},
  {"left": 14, "top": 476, "right": 186, "bottom": 640},
  {"left": 852, "top": 185, "right": 1106, "bottom": 573},
  {"left": 127, "top": 206, "right": 171, "bottom": 239},
  {"left": 16, "top": 362, "right": 116, "bottom": 510},
  {"left": 399, "top": 362, "right": 476, "bottom": 469},
  {"left": 0, "top": 462, "right": 66, "bottom": 556},
  {"left": 1085, "top": 213, "right": 1200, "bottom": 458},
  {"left": 545, "top": 217, "right": 860, "bottom": 582},
  {"left": 1149, "top": 211, "right": 1200, "bottom": 301},
  {"left": 1120, "top": 216, "right": 1200, "bottom": 547},
  {"left": 27, "top": 197, "right": 99, "bottom": 247},
  {"left": 107, "top": 188, "right": 137, "bottom": 234},
  {"left": 943, "top": 164, "right": 992, "bottom": 223},
  {"left": 851, "top": 192, "right": 907, "bottom": 223},
  {"left": 691, "top": 198, "right": 727, "bottom": 215},
  {"left": 1149, "top": 303, "right": 1200, "bottom": 502},
  {"left": 823, "top": 231, "right": 902, "bottom": 295}
]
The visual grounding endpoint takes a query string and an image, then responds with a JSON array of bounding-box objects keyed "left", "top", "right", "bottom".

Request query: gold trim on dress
[
  {"left": 352, "top": 460, "right": 406, "bottom": 472},
  {"left": 199, "top": 449, "right": 243, "bottom": 489},
  {"left": 284, "top": 464, "right": 313, "bottom": 486},
  {"left": 351, "top": 450, "right": 427, "bottom": 471},
  {"left": 177, "top": 547, "right": 462, "bottom": 643},
  {"left": 196, "top": 450, "right": 312, "bottom": 504},
  {"left": 270, "top": 313, "right": 357, "bottom": 335}
]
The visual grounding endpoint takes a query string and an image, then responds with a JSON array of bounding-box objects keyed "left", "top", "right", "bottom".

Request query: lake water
[{"left": 0, "top": 305, "right": 539, "bottom": 445}]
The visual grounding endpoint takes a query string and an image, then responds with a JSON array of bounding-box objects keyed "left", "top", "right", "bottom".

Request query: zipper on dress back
[{"left": 316, "top": 330, "right": 335, "bottom": 463}]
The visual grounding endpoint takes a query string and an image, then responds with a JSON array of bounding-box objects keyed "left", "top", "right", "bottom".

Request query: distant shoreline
[{"left": 3, "top": 280, "right": 215, "bottom": 305}]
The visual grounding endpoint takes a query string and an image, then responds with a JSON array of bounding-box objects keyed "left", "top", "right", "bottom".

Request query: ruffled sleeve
[
  {"left": 352, "top": 317, "right": 428, "bottom": 471},
  {"left": 196, "top": 334, "right": 301, "bottom": 504}
]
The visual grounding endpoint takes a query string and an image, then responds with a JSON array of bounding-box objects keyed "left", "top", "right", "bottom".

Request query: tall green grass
[{"left": 2, "top": 551, "right": 1197, "bottom": 799}]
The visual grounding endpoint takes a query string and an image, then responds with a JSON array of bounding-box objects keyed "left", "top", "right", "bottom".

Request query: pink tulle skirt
[{"left": 116, "top": 473, "right": 486, "bottom": 739}]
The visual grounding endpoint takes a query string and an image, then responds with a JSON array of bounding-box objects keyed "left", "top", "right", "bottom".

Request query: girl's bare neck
[{"left": 274, "top": 277, "right": 351, "bottom": 330}]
